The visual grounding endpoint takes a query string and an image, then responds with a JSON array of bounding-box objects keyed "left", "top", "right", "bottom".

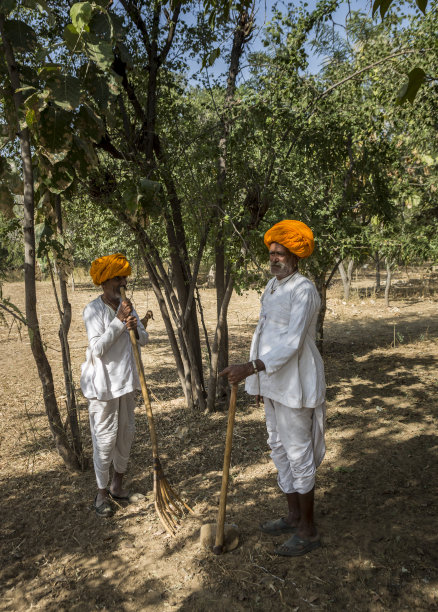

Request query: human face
[
  {"left": 102, "top": 275, "right": 127, "bottom": 302},
  {"left": 269, "top": 242, "right": 297, "bottom": 279}
]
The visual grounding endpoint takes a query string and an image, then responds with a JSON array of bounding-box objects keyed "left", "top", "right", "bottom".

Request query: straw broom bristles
[{"left": 120, "top": 287, "right": 193, "bottom": 535}]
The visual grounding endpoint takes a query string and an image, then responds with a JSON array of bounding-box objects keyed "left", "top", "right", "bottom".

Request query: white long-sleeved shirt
[
  {"left": 245, "top": 272, "right": 325, "bottom": 408},
  {"left": 80, "top": 296, "right": 148, "bottom": 401}
]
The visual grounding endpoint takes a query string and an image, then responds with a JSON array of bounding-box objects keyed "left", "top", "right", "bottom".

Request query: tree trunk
[
  {"left": 207, "top": 272, "right": 235, "bottom": 412},
  {"left": 215, "top": 227, "right": 229, "bottom": 401},
  {"left": 210, "top": 9, "right": 253, "bottom": 407},
  {"left": 314, "top": 274, "right": 327, "bottom": 356},
  {"left": 385, "top": 258, "right": 392, "bottom": 307},
  {"left": 53, "top": 196, "right": 86, "bottom": 468},
  {"left": 0, "top": 16, "right": 80, "bottom": 471},
  {"left": 338, "top": 259, "right": 354, "bottom": 300},
  {"left": 375, "top": 251, "right": 381, "bottom": 293}
]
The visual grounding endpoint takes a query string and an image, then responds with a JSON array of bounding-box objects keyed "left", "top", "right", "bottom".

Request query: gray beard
[{"left": 270, "top": 262, "right": 294, "bottom": 276}]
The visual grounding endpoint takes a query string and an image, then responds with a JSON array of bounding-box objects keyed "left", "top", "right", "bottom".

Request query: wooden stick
[
  {"left": 120, "top": 287, "right": 192, "bottom": 535},
  {"left": 213, "top": 383, "right": 238, "bottom": 555}
]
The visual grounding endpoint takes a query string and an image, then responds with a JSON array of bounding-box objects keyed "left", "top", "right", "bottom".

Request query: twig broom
[{"left": 121, "top": 287, "right": 193, "bottom": 535}]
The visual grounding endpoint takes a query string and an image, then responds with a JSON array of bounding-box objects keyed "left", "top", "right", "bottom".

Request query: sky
[{"left": 190, "top": 0, "right": 373, "bottom": 82}]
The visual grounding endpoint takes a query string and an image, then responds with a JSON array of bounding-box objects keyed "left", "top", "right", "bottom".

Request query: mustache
[{"left": 270, "top": 261, "right": 289, "bottom": 270}]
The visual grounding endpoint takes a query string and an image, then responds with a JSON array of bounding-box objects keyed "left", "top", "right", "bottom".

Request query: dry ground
[{"left": 0, "top": 270, "right": 437, "bottom": 611}]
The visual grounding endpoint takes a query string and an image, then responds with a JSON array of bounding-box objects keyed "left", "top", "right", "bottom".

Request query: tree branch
[
  {"left": 119, "top": 0, "right": 151, "bottom": 56},
  {"left": 158, "top": 3, "right": 182, "bottom": 65},
  {"left": 0, "top": 303, "right": 28, "bottom": 326}
]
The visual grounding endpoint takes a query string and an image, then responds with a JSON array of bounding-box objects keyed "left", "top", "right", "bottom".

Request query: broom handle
[
  {"left": 213, "top": 383, "right": 238, "bottom": 555},
  {"left": 120, "top": 287, "right": 158, "bottom": 457}
]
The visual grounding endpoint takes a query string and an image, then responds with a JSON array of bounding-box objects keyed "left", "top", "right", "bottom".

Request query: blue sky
[{"left": 189, "top": 0, "right": 373, "bottom": 81}]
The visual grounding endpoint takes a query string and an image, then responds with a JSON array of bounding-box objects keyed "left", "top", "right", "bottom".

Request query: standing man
[
  {"left": 81, "top": 253, "right": 148, "bottom": 517},
  {"left": 220, "top": 220, "right": 326, "bottom": 556}
]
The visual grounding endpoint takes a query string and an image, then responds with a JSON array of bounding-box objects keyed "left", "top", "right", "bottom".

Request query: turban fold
[
  {"left": 264, "top": 220, "right": 314, "bottom": 258},
  {"left": 90, "top": 253, "right": 131, "bottom": 286}
]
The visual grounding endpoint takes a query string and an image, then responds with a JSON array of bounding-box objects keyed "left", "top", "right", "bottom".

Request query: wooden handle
[
  {"left": 213, "top": 383, "right": 238, "bottom": 554},
  {"left": 120, "top": 287, "right": 158, "bottom": 456}
]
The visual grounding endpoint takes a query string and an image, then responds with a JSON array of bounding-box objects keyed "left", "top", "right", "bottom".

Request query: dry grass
[{"left": 0, "top": 271, "right": 437, "bottom": 611}]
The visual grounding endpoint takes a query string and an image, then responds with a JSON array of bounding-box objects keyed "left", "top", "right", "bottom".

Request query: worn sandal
[
  {"left": 274, "top": 533, "right": 321, "bottom": 557},
  {"left": 108, "top": 490, "right": 145, "bottom": 503},
  {"left": 94, "top": 495, "right": 114, "bottom": 518},
  {"left": 260, "top": 517, "right": 297, "bottom": 536}
]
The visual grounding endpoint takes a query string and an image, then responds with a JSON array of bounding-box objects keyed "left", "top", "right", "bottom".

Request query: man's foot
[
  {"left": 274, "top": 532, "right": 321, "bottom": 557},
  {"left": 94, "top": 494, "right": 114, "bottom": 518},
  {"left": 108, "top": 489, "right": 145, "bottom": 503},
  {"left": 260, "top": 517, "right": 297, "bottom": 536}
]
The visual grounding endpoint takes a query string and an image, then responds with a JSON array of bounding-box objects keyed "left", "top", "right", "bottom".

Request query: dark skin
[
  {"left": 220, "top": 242, "right": 317, "bottom": 538},
  {"left": 96, "top": 274, "right": 137, "bottom": 506}
]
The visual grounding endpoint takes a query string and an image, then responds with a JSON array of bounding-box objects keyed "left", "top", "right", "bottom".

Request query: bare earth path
[{"left": 0, "top": 278, "right": 437, "bottom": 611}]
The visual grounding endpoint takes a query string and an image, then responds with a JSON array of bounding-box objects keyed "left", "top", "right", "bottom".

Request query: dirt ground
[{"left": 0, "top": 269, "right": 437, "bottom": 611}]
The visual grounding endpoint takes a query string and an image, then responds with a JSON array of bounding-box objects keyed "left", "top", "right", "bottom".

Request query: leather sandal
[
  {"left": 260, "top": 517, "right": 297, "bottom": 536},
  {"left": 94, "top": 495, "right": 114, "bottom": 518},
  {"left": 274, "top": 533, "right": 321, "bottom": 557}
]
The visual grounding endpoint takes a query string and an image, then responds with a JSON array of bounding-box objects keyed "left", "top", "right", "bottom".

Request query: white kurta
[
  {"left": 80, "top": 297, "right": 148, "bottom": 401},
  {"left": 245, "top": 272, "right": 325, "bottom": 408},
  {"left": 245, "top": 272, "right": 326, "bottom": 493}
]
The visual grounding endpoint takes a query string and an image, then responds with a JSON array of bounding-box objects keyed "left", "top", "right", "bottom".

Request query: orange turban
[
  {"left": 89, "top": 253, "right": 131, "bottom": 286},
  {"left": 264, "top": 220, "right": 314, "bottom": 258}
]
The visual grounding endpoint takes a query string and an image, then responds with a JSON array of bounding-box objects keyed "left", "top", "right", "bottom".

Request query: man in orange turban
[
  {"left": 220, "top": 221, "right": 326, "bottom": 556},
  {"left": 80, "top": 254, "right": 149, "bottom": 517}
]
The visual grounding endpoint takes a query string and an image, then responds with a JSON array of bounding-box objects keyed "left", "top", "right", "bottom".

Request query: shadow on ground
[{"left": 1, "top": 304, "right": 437, "bottom": 610}]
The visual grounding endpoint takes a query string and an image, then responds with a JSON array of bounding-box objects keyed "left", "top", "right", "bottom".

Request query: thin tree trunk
[
  {"left": 215, "top": 229, "right": 229, "bottom": 400},
  {"left": 375, "top": 251, "right": 381, "bottom": 293},
  {"left": 211, "top": 9, "right": 253, "bottom": 405},
  {"left": 207, "top": 271, "right": 235, "bottom": 412},
  {"left": 314, "top": 274, "right": 327, "bottom": 355},
  {"left": 137, "top": 241, "right": 194, "bottom": 409},
  {"left": 0, "top": 16, "right": 80, "bottom": 471},
  {"left": 339, "top": 258, "right": 354, "bottom": 300},
  {"left": 385, "top": 258, "right": 392, "bottom": 307},
  {"left": 53, "top": 196, "right": 86, "bottom": 468}
]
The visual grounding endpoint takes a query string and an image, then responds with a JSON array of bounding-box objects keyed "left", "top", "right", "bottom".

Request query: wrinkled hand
[
  {"left": 125, "top": 315, "right": 137, "bottom": 330},
  {"left": 117, "top": 299, "right": 133, "bottom": 322},
  {"left": 219, "top": 363, "right": 253, "bottom": 385}
]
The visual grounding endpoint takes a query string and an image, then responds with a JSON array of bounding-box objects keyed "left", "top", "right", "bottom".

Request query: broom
[{"left": 120, "top": 287, "right": 193, "bottom": 535}]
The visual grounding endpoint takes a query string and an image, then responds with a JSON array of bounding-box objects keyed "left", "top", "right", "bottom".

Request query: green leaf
[
  {"left": 137, "top": 178, "right": 162, "bottom": 217},
  {"left": 35, "top": 221, "right": 54, "bottom": 257},
  {"left": 372, "top": 0, "right": 394, "bottom": 18},
  {"left": 40, "top": 160, "right": 75, "bottom": 194},
  {"left": 201, "top": 47, "right": 221, "bottom": 70},
  {"left": 122, "top": 185, "right": 138, "bottom": 212},
  {"left": 89, "top": 11, "right": 112, "bottom": 40},
  {"left": 396, "top": 67, "right": 426, "bottom": 105},
  {"left": 45, "top": 73, "right": 81, "bottom": 111},
  {"left": 415, "top": 0, "right": 427, "bottom": 13},
  {"left": 0, "top": 185, "right": 15, "bottom": 218},
  {"left": 37, "top": 106, "right": 73, "bottom": 152},
  {"left": 70, "top": 2, "right": 93, "bottom": 31},
  {"left": 64, "top": 23, "right": 82, "bottom": 52},
  {"left": 86, "top": 39, "right": 114, "bottom": 71},
  {"left": 3, "top": 19, "right": 37, "bottom": 53},
  {"left": 74, "top": 104, "right": 104, "bottom": 143},
  {"left": 80, "top": 64, "right": 112, "bottom": 111},
  {"left": 70, "top": 135, "right": 98, "bottom": 174}
]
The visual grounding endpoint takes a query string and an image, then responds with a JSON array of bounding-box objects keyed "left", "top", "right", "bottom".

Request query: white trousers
[
  {"left": 264, "top": 398, "right": 326, "bottom": 495},
  {"left": 88, "top": 392, "right": 136, "bottom": 489}
]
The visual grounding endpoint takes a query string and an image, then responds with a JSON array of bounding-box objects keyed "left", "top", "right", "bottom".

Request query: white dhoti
[
  {"left": 264, "top": 398, "right": 326, "bottom": 495},
  {"left": 88, "top": 392, "right": 136, "bottom": 489}
]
